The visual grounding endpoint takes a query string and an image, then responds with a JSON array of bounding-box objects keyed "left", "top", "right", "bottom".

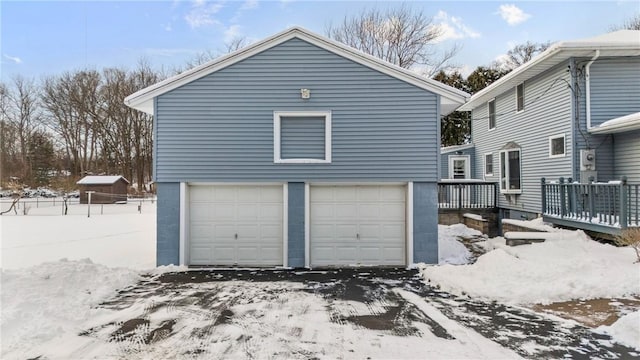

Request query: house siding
[
  {"left": 413, "top": 182, "right": 438, "bottom": 264},
  {"left": 574, "top": 56, "right": 640, "bottom": 181},
  {"left": 155, "top": 38, "right": 438, "bottom": 183},
  {"left": 157, "top": 182, "right": 180, "bottom": 266},
  {"left": 287, "top": 182, "right": 305, "bottom": 267},
  {"left": 440, "top": 147, "right": 475, "bottom": 179},
  {"left": 614, "top": 129, "right": 640, "bottom": 183},
  {"left": 280, "top": 116, "right": 325, "bottom": 160},
  {"left": 471, "top": 62, "right": 573, "bottom": 215}
]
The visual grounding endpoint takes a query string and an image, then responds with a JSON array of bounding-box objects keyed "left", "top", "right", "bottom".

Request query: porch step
[{"left": 504, "top": 231, "right": 561, "bottom": 246}]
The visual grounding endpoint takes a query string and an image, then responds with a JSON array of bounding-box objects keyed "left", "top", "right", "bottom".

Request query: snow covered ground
[{"left": 1, "top": 206, "right": 639, "bottom": 357}]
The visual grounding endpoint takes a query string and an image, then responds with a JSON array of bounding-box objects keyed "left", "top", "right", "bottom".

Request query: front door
[{"left": 448, "top": 156, "right": 470, "bottom": 179}]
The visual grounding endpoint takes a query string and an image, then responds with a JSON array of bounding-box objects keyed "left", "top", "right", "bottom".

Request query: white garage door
[
  {"left": 310, "top": 185, "right": 406, "bottom": 267},
  {"left": 189, "top": 185, "right": 283, "bottom": 266}
]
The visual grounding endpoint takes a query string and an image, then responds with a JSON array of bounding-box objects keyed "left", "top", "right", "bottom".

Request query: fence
[
  {"left": 541, "top": 177, "right": 639, "bottom": 230},
  {"left": 437, "top": 180, "right": 497, "bottom": 210},
  {"left": 1, "top": 196, "right": 156, "bottom": 216}
]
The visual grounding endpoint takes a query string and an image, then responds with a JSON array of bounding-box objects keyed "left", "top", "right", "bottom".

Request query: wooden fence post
[
  {"left": 559, "top": 177, "right": 566, "bottom": 217},
  {"left": 541, "top": 178, "right": 547, "bottom": 215},
  {"left": 588, "top": 176, "right": 595, "bottom": 223}
]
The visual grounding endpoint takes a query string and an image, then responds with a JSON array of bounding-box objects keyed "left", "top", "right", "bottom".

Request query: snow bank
[
  {"left": 597, "top": 311, "right": 640, "bottom": 350},
  {"left": 1, "top": 259, "right": 141, "bottom": 358},
  {"left": 502, "top": 217, "right": 557, "bottom": 232},
  {"left": 438, "top": 224, "right": 476, "bottom": 265},
  {"left": 422, "top": 228, "right": 640, "bottom": 304}
]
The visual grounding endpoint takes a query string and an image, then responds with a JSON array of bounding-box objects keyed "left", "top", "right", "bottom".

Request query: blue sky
[{"left": 1, "top": 0, "right": 638, "bottom": 81}]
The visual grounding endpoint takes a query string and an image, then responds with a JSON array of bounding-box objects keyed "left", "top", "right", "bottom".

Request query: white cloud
[
  {"left": 3, "top": 54, "right": 22, "bottom": 64},
  {"left": 184, "top": 0, "right": 224, "bottom": 29},
  {"left": 432, "top": 10, "right": 481, "bottom": 42},
  {"left": 240, "top": 0, "right": 258, "bottom": 10},
  {"left": 497, "top": 4, "right": 531, "bottom": 26},
  {"left": 224, "top": 25, "right": 242, "bottom": 43}
]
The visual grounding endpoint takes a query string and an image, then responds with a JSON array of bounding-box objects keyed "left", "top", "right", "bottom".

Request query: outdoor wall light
[{"left": 300, "top": 88, "right": 311, "bottom": 99}]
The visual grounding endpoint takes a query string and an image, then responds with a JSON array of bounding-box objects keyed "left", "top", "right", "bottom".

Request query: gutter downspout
[{"left": 585, "top": 50, "right": 600, "bottom": 131}]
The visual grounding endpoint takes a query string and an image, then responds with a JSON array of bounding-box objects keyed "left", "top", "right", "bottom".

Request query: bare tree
[
  {"left": 610, "top": 13, "right": 640, "bottom": 31},
  {"left": 172, "top": 37, "right": 251, "bottom": 75},
  {"left": 501, "top": 41, "right": 551, "bottom": 70},
  {"left": 326, "top": 4, "right": 458, "bottom": 76},
  {"left": 225, "top": 36, "right": 249, "bottom": 53}
]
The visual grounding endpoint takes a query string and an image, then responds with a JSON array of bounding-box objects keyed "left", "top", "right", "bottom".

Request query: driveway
[{"left": 69, "top": 269, "right": 636, "bottom": 359}]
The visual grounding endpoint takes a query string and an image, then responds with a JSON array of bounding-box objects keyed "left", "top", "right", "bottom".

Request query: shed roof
[
  {"left": 125, "top": 27, "right": 468, "bottom": 116},
  {"left": 458, "top": 30, "right": 640, "bottom": 112},
  {"left": 77, "top": 176, "right": 130, "bottom": 185}
]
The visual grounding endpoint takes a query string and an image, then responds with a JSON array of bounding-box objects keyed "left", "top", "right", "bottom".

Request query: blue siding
[
  {"left": 471, "top": 62, "right": 573, "bottom": 215},
  {"left": 281, "top": 116, "right": 325, "bottom": 160},
  {"left": 440, "top": 146, "right": 475, "bottom": 179},
  {"left": 157, "top": 182, "right": 180, "bottom": 266},
  {"left": 156, "top": 38, "right": 439, "bottom": 182},
  {"left": 287, "top": 182, "right": 305, "bottom": 267},
  {"left": 413, "top": 182, "right": 438, "bottom": 264},
  {"left": 614, "top": 130, "right": 640, "bottom": 183}
]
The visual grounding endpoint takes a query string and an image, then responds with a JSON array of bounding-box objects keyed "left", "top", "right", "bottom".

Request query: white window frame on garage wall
[
  {"left": 273, "top": 111, "right": 332, "bottom": 164},
  {"left": 548, "top": 133, "right": 566, "bottom": 158}
]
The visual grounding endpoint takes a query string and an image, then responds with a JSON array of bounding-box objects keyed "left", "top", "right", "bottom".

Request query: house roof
[
  {"left": 77, "top": 175, "right": 130, "bottom": 185},
  {"left": 125, "top": 27, "right": 469, "bottom": 116},
  {"left": 589, "top": 112, "right": 640, "bottom": 134},
  {"left": 458, "top": 30, "right": 640, "bottom": 112}
]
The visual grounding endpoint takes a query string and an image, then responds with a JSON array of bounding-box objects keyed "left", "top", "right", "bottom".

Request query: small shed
[{"left": 76, "top": 176, "right": 129, "bottom": 204}]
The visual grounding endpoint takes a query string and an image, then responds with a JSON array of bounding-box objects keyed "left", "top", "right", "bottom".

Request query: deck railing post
[
  {"left": 559, "top": 177, "right": 566, "bottom": 218},
  {"left": 567, "top": 177, "right": 575, "bottom": 217},
  {"left": 541, "top": 178, "right": 547, "bottom": 215},
  {"left": 588, "top": 176, "right": 595, "bottom": 223},
  {"left": 457, "top": 184, "right": 462, "bottom": 210},
  {"left": 620, "top": 176, "right": 628, "bottom": 229}
]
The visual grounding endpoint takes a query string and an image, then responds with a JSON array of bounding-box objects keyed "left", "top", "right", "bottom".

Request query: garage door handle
[
  {"left": 356, "top": 233, "right": 360, "bottom": 239},
  {"left": 235, "top": 233, "right": 238, "bottom": 239}
]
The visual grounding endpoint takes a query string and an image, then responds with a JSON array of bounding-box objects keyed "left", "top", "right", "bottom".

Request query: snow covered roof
[
  {"left": 440, "top": 143, "right": 474, "bottom": 154},
  {"left": 77, "top": 176, "right": 130, "bottom": 185},
  {"left": 458, "top": 30, "right": 640, "bottom": 112},
  {"left": 125, "top": 27, "right": 469, "bottom": 116},
  {"left": 590, "top": 112, "right": 640, "bottom": 134}
]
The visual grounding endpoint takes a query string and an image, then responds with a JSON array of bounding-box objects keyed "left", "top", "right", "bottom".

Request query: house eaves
[
  {"left": 589, "top": 112, "right": 640, "bottom": 134},
  {"left": 440, "top": 143, "right": 475, "bottom": 154},
  {"left": 124, "top": 26, "right": 469, "bottom": 116},
  {"left": 458, "top": 30, "right": 640, "bottom": 112}
]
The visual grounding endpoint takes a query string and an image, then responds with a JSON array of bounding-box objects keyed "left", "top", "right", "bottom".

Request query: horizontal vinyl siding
[
  {"left": 156, "top": 38, "right": 438, "bottom": 182},
  {"left": 471, "top": 62, "right": 573, "bottom": 214},
  {"left": 614, "top": 130, "right": 640, "bottom": 183},
  {"left": 280, "top": 116, "right": 325, "bottom": 160},
  {"left": 573, "top": 57, "right": 640, "bottom": 181}
]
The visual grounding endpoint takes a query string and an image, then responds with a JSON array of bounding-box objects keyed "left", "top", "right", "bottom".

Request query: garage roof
[
  {"left": 125, "top": 26, "right": 469, "bottom": 116},
  {"left": 458, "top": 30, "right": 640, "bottom": 112}
]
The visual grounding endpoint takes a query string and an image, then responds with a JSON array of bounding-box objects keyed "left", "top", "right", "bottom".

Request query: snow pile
[
  {"left": 502, "top": 217, "right": 557, "bottom": 232},
  {"left": 597, "top": 311, "right": 640, "bottom": 350},
  {"left": 438, "top": 224, "right": 475, "bottom": 265},
  {"left": 422, "top": 228, "right": 640, "bottom": 305},
  {"left": 1, "top": 259, "right": 141, "bottom": 358}
]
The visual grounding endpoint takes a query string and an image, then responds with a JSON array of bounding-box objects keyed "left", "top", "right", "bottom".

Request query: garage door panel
[
  {"left": 189, "top": 185, "right": 283, "bottom": 266},
  {"left": 310, "top": 185, "right": 406, "bottom": 267}
]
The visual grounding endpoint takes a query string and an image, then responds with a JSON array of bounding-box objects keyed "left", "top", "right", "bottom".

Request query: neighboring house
[
  {"left": 125, "top": 27, "right": 468, "bottom": 268},
  {"left": 77, "top": 175, "right": 129, "bottom": 204},
  {"left": 456, "top": 30, "right": 640, "bottom": 221},
  {"left": 440, "top": 143, "right": 475, "bottom": 180}
]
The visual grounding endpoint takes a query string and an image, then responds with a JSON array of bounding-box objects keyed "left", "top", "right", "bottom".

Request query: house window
[
  {"left": 549, "top": 134, "right": 565, "bottom": 158},
  {"left": 488, "top": 99, "right": 496, "bottom": 130},
  {"left": 499, "top": 148, "right": 521, "bottom": 193},
  {"left": 274, "top": 111, "right": 332, "bottom": 163},
  {"left": 516, "top": 83, "right": 524, "bottom": 112},
  {"left": 484, "top": 153, "right": 493, "bottom": 176}
]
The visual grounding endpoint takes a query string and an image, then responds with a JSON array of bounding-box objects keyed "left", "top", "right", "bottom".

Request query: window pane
[
  {"left": 517, "top": 84, "right": 524, "bottom": 111},
  {"left": 489, "top": 100, "right": 496, "bottom": 129},
  {"left": 508, "top": 151, "right": 521, "bottom": 190},
  {"left": 485, "top": 154, "right": 493, "bottom": 175},
  {"left": 500, "top": 152, "right": 506, "bottom": 190},
  {"left": 453, "top": 159, "right": 466, "bottom": 179},
  {"left": 551, "top": 137, "right": 564, "bottom": 156}
]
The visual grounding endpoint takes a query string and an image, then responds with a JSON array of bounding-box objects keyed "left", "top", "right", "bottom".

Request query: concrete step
[{"left": 504, "top": 231, "right": 561, "bottom": 246}]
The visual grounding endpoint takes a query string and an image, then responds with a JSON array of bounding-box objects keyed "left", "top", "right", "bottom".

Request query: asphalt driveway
[{"left": 70, "top": 269, "right": 637, "bottom": 359}]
